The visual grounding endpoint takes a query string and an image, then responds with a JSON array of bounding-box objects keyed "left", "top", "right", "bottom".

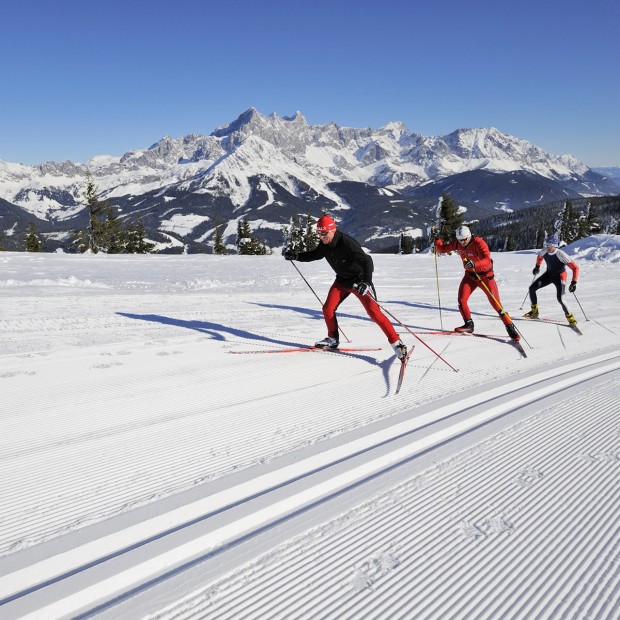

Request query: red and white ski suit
[
  {"left": 434, "top": 236, "right": 512, "bottom": 326},
  {"left": 530, "top": 248, "right": 580, "bottom": 314}
]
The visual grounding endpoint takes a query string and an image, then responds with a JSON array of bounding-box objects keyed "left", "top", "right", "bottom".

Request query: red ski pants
[
  {"left": 323, "top": 282, "right": 399, "bottom": 343},
  {"left": 458, "top": 275, "right": 511, "bottom": 325}
]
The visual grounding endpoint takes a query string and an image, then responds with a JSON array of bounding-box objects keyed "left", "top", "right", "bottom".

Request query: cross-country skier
[
  {"left": 432, "top": 225, "right": 520, "bottom": 341},
  {"left": 524, "top": 233, "right": 580, "bottom": 326},
  {"left": 283, "top": 214, "right": 407, "bottom": 359}
]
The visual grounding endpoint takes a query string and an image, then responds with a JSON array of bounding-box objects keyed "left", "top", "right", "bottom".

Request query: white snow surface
[{"left": 0, "top": 235, "right": 619, "bottom": 619}]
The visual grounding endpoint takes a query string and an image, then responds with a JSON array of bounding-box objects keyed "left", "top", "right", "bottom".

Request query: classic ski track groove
[
  {"left": 1, "top": 351, "right": 618, "bottom": 619},
  {"left": 183, "top": 380, "right": 619, "bottom": 620}
]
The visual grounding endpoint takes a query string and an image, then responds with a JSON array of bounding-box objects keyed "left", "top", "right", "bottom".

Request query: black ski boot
[
  {"left": 506, "top": 322, "right": 520, "bottom": 341},
  {"left": 455, "top": 319, "right": 474, "bottom": 333},
  {"left": 314, "top": 336, "right": 339, "bottom": 349}
]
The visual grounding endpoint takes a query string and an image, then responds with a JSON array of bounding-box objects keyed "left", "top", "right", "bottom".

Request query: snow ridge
[{"left": 0, "top": 109, "right": 607, "bottom": 220}]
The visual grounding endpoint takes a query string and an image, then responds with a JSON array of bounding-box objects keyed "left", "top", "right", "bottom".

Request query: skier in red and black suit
[
  {"left": 524, "top": 233, "right": 580, "bottom": 326},
  {"left": 433, "top": 225, "right": 520, "bottom": 341},
  {"left": 283, "top": 214, "right": 407, "bottom": 359}
]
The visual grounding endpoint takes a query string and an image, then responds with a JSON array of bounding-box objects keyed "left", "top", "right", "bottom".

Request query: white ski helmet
[{"left": 455, "top": 225, "right": 471, "bottom": 241}]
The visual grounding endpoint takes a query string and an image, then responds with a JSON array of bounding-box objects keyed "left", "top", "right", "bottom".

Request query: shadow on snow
[{"left": 117, "top": 311, "right": 399, "bottom": 397}]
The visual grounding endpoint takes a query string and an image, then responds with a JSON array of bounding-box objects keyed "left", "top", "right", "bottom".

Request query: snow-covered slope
[
  {"left": 0, "top": 109, "right": 616, "bottom": 231},
  {"left": 0, "top": 235, "right": 618, "bottom": 618}
]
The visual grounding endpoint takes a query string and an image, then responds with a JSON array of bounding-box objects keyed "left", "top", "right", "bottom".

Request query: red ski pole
[{"left": 370, "top": 295, "right": 458, "bottom": 373}]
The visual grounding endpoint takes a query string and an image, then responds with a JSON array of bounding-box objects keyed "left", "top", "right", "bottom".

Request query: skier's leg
[
  {"left": 529, "top": 272, "right": 551, "bottom": 306},
  {"left": 554, "top": 275, "right": 571, "bottom": 314},
  {"left": 357, "top": 291, "right": 399, "bottom": 343},
  {"left": 457, "top": 277, "right": 475, "bottom": 321},
  {"left": 322, "top": 283, "right": 349, "bottom": 339},
  {"left": 482, "top": 277, "right": 511, "bottom": 325}
]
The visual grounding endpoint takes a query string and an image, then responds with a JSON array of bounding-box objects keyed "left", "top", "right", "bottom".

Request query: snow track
[
  {"left": 1, "top": 350, "right": 618, "bottom": 619},
  {"left": 1, "top": 250, "right": 619, "bottom": 619}
]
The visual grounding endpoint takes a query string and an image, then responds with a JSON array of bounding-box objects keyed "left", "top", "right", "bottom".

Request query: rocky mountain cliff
[{"left": 1, "top": 108, "right": 618, "bottom": 252}]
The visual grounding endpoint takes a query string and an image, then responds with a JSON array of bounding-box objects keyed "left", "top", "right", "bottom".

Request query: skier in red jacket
[{"left": 433, "top": 225, "right": 520, "bottom": 341}]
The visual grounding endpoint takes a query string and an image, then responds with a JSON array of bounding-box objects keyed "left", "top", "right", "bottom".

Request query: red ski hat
[{"left": 316, "top": 215, "right": 337, "bottom": 232}]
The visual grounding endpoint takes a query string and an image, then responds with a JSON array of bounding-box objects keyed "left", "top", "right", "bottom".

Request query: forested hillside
[{"left": 468, "top": 195, "right": 620, "bottom": 251}]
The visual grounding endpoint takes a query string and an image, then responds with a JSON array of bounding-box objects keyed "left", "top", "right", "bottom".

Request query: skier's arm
[
  {"left": 532, "top": 253, "right": 544, "bottom": 275},
  {"left": 434, "top": 238, "right": 457, "bottom": 255},
  {"left": 295, "top": 246, "right": 325, "bottom": 263},
  {"left": 567, "top": 260, "right": 579, "bottom": 281},
  {"left": 557, "top": 249, "right": 579, "bottom": 282}
]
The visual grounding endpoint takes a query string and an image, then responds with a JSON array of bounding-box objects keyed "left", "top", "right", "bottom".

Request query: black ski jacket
[{"left": 295, "top": 230, "right": 373, "bottom": 288}]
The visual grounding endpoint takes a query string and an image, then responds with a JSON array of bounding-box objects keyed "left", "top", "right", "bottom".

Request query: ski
[
  {"left": 230, "top": 346, "right": 382, "bottom": 355},
  {"left": 414, "top": 330, "right": 527, "bottom": 357},
  {"left": 415, "top": 330, "right": 511, "bottom": 344},
  {"left": 459, "top": 331, "right": 527, "bottom": 357},
  {"left": 520, "top": 316, "right": 583, "bottom": 335},
  {"left": 509, "top": 339, "right": 528, "bottom": 358},
  {"left": 395, "top": 346, "right": 415, "bottom": 395}
]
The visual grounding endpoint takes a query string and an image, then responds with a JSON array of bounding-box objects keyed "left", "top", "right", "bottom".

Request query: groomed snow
[{"left": 0, "top": 235, "right": 619, "bottom": 619}]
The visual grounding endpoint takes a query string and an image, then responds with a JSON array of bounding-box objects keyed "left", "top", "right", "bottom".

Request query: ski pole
[
  {"left": 370, "top": 293, "right": 458, "bottom": 373},
  {"left": 572, "top": 291, "right": 590, "bottom": 321},
  {"left": 519, "top": 276, "right": 536, "bottom": 310},
  {"left": 289, "top": 260, "right": 352, "bottom": 343},
  {"left": 465, "top": 261, "right": 531, "bottom": 348}
]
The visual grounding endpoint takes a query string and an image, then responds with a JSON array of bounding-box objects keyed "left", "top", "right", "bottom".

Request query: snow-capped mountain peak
[{"left": 0, "top": 109, "right": 617, "bottom": 252}]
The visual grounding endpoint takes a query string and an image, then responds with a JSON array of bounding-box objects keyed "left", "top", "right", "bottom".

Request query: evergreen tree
[
  {"left": 282, "top": 219, "right": 293, "bottom": 250},
  {"left": 559, "top": 200, "right": 580, "bottom": 244},
  {"left": 102, "top": 208, "right": 127, "bottom": 254},
  {"left": 124, "top": 222, "right": 138, "bottom": 253},
  {"left": 236, "top": 220, "right": 251, "bottom": 254},
  {"left": 125, "top": 217, "right": 155, "bottom": 254},
  {"left": 236, "top": 219, "right": 267, "bottom": 255},
  {"left": 74, "top": 172, "right": 109, "bottom": 253},
  {"left": 136, "top": 219, "right": 155, "bottom": 253},
  {"left": 584, "top": 202, "right": 601, "bottom": 236},
  {"left": 303, "top": 214, "right": 319, "bottom": 251},
  {"left": 436, "top": 193, "right": 464, "bottom": 242},
  {"left": 24, "top": 222, "right": 43, "bottom": 252},
  {"left": 213, "top": 219, "right": 227, "bottom": 254},
  {"left": 283, "top": 215, "right": 317, "bottom": 253},
  {"left": 289, "top": 217, "right": 305, "bottom": 252},
  {"left": 399, "top": 233, "right": 414, "bottom": 254}
]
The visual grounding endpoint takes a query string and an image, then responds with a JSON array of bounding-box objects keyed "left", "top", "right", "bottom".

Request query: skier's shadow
[
  {"left": 117, "top": 312, "right": 294, "bottom": 347},
  {"left": 251, "top": 303, "right": 404, "bottom": 395},
  {"left": 251, "top": 302, "right": 373, "bottom": 324},
  {"left": 389, "top": 300, "right": 498, "bottom": 321},
  {"left": 118, "top": 311, "right": 398, "bottom": 397}
]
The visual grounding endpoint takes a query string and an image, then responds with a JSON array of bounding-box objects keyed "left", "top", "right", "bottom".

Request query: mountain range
[{"left": 1, "top": 108, "right": 619, "bottom": 252}]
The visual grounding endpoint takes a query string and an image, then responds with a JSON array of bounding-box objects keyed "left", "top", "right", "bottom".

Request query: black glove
[
  {"left": 464, "top": 259, "right": 475, "bottom": 270},
  {"left": 354, "top": 281, "right": 372, "bottom": 296},
  {"left": 569, "top": 280, "right": 577, "bottom": 293},
  {"left": 532, "top": 266, "right": 540, "bottom": 276},
  {"left": 283, "top": 248, "right": 298, "bottom": 261}
]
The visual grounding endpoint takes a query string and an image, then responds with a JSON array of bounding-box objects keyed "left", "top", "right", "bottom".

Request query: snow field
[{"left": 0, "top": 240, "right": 619, "bottom": 618}]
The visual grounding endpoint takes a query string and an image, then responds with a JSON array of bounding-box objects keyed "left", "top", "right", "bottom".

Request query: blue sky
[{"left": 1, "top": 0, "right": 618, "bottom": 167}]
